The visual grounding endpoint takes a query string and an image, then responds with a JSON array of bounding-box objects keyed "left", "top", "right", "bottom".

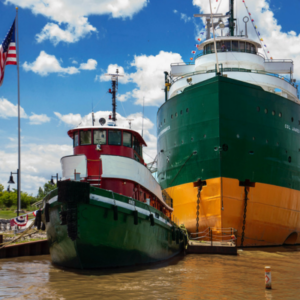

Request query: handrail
[
  {"left": 193, "top": 51, "right": 293, "bottom": 64},
  {"left": 171, "top": 62, "right": 195, "bottom": 66},
  {"left": 170, "top": 67, "right": 296, "bottom": 88},
  {"left": 190, "top": 227, "right": 237, "bottom": 244}
]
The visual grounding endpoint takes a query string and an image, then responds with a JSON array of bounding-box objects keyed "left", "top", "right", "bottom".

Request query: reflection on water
[{"left": 0, "top": 246, "right": 299, "bottom": 300}]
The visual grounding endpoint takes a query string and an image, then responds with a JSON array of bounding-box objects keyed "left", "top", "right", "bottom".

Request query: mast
[
  {"left": 105, "top": 69, "right": 123, "bottom": 122},
  {"left": 16, "top": 7, "right": 21, "bottom": 216},
  {"left": 229, "top": 0, "right": 235, "bottom": 36}
]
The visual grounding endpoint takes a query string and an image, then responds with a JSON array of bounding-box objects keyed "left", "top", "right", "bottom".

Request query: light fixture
[
  {"left": 218, "top": 19, "right": 225, "bottom": 28},
  {"left": 186, "top": 77, "right": 192, "bottom": 85},
  {"left": 50, "top": 173, "right": 59, "bottom": 185},
  {"left": 7, "top": 185, "right": 11, "bottom": 192},
  {"left": 8, "top": 173, "right": 15, "bottom": 184}
]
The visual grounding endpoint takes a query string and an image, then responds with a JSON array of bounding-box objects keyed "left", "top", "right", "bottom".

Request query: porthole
[
  {"left": 257, "top": 107, "right": 260, "bottom": 112},
  {"left": 279, "top": 112, "right": 282, "bottom": 118},
  {"left": 272, "top": 111, "right": 275, "bottom": 116},
  {"left": 291, "top": 117, "right": 294, "bottom": 122},
  {"left": 171, "top": 114, "right": 173, "bottom": 119},
  {"left": 180, "top": 110, "right": 183, "bottom": 115},
  {"left": 175, "top": 112, "right": 178, "bottom": 117},
  {"left": 222, "top": 144, "right": 229, "bottom": 151},
  {"left": 186, "top": 108, "right": 189, "bottom": 113},
  {"left": 264, "top": 109, "right": 268, "bottom": 114}
]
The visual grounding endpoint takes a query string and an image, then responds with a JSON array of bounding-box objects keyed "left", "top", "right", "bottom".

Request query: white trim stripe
[{"left": 47, "top": 194, "right": 172, "bottom": 227}]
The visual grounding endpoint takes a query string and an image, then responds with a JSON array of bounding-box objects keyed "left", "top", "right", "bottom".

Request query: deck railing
[
  {"left": 170, "top": 67, "right": 297, "bottom": 89},
  {"left": 190, "top": 227, "right": 237, "bottom": 245}
]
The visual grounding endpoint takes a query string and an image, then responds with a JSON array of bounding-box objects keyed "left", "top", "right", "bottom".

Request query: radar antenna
[{"left": 105, "top": 69, "right": 124, "bottom": 122}]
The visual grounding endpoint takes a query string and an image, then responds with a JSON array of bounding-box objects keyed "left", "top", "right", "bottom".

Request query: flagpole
[{"left": 16, "top": 7, "right": 21, "bottom": 217}]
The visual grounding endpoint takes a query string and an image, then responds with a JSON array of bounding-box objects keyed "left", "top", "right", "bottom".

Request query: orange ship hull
[{"left": 165, "top": 177, "right": 300, "bottom": 247}]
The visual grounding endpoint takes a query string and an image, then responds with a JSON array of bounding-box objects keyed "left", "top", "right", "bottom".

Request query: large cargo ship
[
  {"left": 156, "top": 1, "right": 300, "bottom": 247},
  {"left": 40, "top": 71, "right": 184, "bottom": 269}
]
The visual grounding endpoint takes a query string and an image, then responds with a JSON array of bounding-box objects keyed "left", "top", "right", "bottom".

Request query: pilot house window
[
  {"left": 94, "top": 130, "right": 106, "bottom": 145},
  {"left": 80, "top": 130, "right": 91, "bottom": 145},
  {"left": 133, "top": 136, "right": 141, "bottom": 156},
  {"left": 108, "top": 130, "right": 121, "bottom": 145},
  {"left": 123, "top": 132, "right": 132, "bottom": 147},
  {"left": 73, "top": 132, "right": 79, "bottom": 147}
]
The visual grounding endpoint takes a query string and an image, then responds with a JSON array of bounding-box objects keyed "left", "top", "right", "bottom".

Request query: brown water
[{"left": 0, "top": 247, "right": 299, "bottom": 300}]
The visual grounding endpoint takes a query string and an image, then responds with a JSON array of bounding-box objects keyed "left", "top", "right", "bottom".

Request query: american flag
[{"left": 0, "top": 20, "right": 17, "bottom": 87}]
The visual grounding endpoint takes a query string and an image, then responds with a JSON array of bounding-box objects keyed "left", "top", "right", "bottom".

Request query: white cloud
[
  {"left": 129, "top": 51, "right": 183, "bottom": 106},
  {"left": 0, "top": 143, "right": 72, "bottom": 195},
  {"left": 173, "top": 9, "right": 178, "bottom": 14},
  {"left": 55, "top": 110, "right": 157, "bottom": 163},
  {"left": 23, "top": 51, "right": 97, "bottom": 76},
  {"left": 180, "top": 13, "right": 191, "bottom": 23},
  {"left": 98, "top": 52, "right": 183, "bottom": 107},
  {"left": 79, "top": 59, "right": 97, "bottom": 70},
  {"left": 0, "top": 98, "right": 28, "bottom": 118},
  {"left": 193, "top": 0, "right": 300, "bottom": 77},
  {"left": 96, "top": 64, "right": 130, "bottom": 84},
  {"left": 5, "top": 0, "right": 148, "bottom": 44},
  {"left": 23, "top": 51, "right": 79, "bottom": 76},
  {"left": 29, "top": 113, "right": 51, "bottom": 125},
  {"left": 0, "top": 98, "right": 51, "bottom": 125},
  {"left": 117, "top": 91, "right": 132, "bottom": 102},
  {"left": 36, "top": 18, "right": 96, "bottom": 45},
  {"left": 72, "top": 60, "right": 78, "bottom": 64},
  {"left": 54, "top": 112, "right": 82, "bottom": 127}
]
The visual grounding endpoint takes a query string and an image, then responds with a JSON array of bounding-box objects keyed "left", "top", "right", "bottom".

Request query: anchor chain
[
  {"left": 241, "top": 186, "right": 248, "bottom": 247},
  {"left": 196, "top": 187, "right": 201, "bottom": 237}
]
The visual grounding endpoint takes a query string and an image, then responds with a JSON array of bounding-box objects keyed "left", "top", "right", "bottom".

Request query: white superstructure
[{"left": 169, "top": 36, "right": 298, "bottom": 102}]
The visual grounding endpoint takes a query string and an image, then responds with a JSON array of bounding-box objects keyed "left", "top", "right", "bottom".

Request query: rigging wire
[{"left": 242, "top": 0, "right": 269, "bottom": 59}]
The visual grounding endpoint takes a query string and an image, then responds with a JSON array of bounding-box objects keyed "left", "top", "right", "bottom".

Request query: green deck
[{"left": 157, "top": 76, "right": 300, "bottom": 190}]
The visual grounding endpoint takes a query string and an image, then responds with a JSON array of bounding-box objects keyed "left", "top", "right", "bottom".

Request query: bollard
[{"left": 265, "top": 266, "right": 272, "bottom": 289}]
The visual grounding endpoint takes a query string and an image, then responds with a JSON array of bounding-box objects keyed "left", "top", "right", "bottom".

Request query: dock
[
  {"left": 0, "top": 238, "right": 49, "bottom": 259},
  {"left": 186, "top": 227, "right": 237, "bottom": 255},
  {"left": 187, "top": 240, "right": 237, "bottom": 255}
]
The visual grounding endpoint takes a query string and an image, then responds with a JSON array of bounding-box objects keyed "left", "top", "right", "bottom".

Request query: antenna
[
  {"left": 92, "top": 102, "right": 95, "bottom": 126},
  {"left": 127, "top": 119, "right": 134, "bottom": 129},
  {"left": 142, "top": 97, "right": 145, "bottom": 138},
  {"left": 105, "top": 69, "right": 124, "bottom": 122}
]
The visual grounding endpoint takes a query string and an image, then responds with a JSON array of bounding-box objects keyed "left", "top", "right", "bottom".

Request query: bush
[{"left": 2, "top": 192, "right": 17, "bottom": 207}]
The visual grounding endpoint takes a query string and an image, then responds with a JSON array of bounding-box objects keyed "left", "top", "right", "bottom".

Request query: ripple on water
[{"left": 0, "top": 247, "right": 299, "bottom": 300}]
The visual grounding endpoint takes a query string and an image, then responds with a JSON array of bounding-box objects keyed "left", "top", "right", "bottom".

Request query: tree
[
  {"left": 2, "top": 191, "right": 17, "bottom": 207},
  {"left": 0, "top": 183, "right": 4, "bottom": 199},
  {"left": 36, "top": 181, "right": 57, "bottom": 200}
]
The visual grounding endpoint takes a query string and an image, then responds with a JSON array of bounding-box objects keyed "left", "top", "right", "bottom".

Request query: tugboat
[
  {"left": 41, "top": 70, "right": 184, "bottom": 269},
  {"left": 156, "top": 0, "right": 300, "bottom": 247}
]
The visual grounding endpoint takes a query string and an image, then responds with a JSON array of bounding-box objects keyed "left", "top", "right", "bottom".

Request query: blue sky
[{"left": 0, "top": 0, "right": 299, "bottom": 194}]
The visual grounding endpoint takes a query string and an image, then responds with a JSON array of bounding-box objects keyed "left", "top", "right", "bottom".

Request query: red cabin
[{"left": 61, "top": 121, "right": 172, "bottom": 218}]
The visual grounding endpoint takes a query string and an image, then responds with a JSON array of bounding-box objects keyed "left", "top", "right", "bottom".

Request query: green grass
[{"left": 0, "top": 209, "right": 35, "bottom": 220}]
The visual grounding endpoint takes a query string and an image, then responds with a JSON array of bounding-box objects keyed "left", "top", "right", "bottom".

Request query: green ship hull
[
  {"left": 157, "top": 76, "right": 300, "bottom": 246},
  {"left": 42, "top": 181, "right": 184, "bottom": 269}
]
